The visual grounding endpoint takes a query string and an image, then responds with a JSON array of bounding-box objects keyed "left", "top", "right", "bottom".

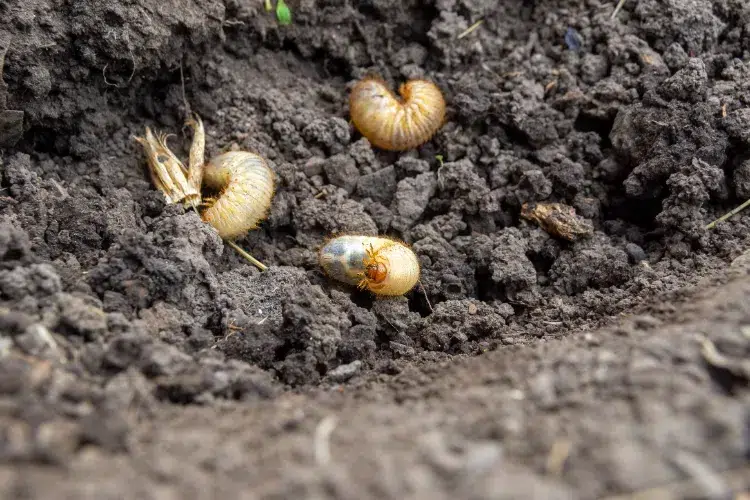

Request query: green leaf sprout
[{"left": 276, "top": 0, "right": 292, "bottom": 25}]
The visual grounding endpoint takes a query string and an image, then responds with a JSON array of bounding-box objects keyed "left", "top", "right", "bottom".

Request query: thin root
[
  {"left": 705, "top": 198, "right": 750, "bottom": 229},
  {"left": 102, "top": 46, "right": 136, "bottom": 88},
  {"left": 225, "top": 239, "right": 268, "bottom": 272},
  {"left": 179, "top": 60, "right": 191, "bottom": 119},
  {"left": 419, "top": 280, "right": 434, "bottom": 313}
]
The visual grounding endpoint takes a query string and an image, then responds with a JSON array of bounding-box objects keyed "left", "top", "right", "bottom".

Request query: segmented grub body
[
  {"left": 319, "top": 235, "right": 420, "bottom": 296},
  {"left": 135, "top": 116, "right": 275, "bottom": 242},
  {"left": 349, "top": 77, "right": 446, "bottom": 151},
  {"left": 201, "top": 152, "right": 275, "bottom": 240}
]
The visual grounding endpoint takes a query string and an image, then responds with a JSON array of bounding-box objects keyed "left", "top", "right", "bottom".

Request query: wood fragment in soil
[{"left": 520, "top": 202, "right": 593, "bottom": 241}]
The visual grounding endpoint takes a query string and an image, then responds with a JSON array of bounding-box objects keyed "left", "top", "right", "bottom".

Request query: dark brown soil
[{"left": 1, "top": 0, "right": 750, "bottom": 498}]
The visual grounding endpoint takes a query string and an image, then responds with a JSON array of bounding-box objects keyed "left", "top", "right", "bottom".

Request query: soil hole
[
  {"left": 574, "top": 113, "right": 614, "bottom": 141},
  {"left": 22, "top": 125, "right": 70, "bottom": 156},
  {"left": 350, "top": 291, "right": 374, "bottom": 310},
  {"left": 604, "top": 195, "right": 663, "bottom": 228},
  {"left": 408, "top": 287, "right": 434, "bottom": 317}
]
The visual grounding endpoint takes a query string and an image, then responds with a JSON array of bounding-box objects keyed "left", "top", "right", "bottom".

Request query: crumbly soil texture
[{"left": 1, "top": 0, "right": 750, "bottom": 498}]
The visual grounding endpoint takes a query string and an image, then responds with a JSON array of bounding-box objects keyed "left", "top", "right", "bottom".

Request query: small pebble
[
  {"left": 564, "top": 27, "right": 582, "bottom": 52},
  {"left": 625, "top": 243, "right": 647, "bottom": 264}
]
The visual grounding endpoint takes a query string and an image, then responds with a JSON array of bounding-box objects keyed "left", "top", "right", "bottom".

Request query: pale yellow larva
[
  {"left": 349, "top": 77, "right": 446, "bottom": 151},
  {"left": 200, "top": 152, "right": 275, "bottom": 240},
  {"left": 135, "top": 116, "right": 275, "bottom": 241},
  {"left": 135, "top": 115, "right": 275, "bottom": 271},
  {"left": 319, "top": 235, "right": 420, "bottom": 296}
]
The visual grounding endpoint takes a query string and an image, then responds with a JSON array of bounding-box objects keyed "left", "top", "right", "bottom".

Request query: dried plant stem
[
  {"left": 610, "top": 0, "right": 627, "bottom": 19},
  {"left": 225, "top": 240, "right": 268, "bottom": 272},
  {"left": 705, "top": 198, "right": 750, "bottom": 229},
  {"left": 457, "top": 19, "right": 483, "bottom": 39}
]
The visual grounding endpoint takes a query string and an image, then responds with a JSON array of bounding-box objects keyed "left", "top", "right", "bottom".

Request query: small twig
[
  {"left": 705, "top": 198, "right": 750, "bottom": 229},
  {"left": 313, "top": 416, "right": 338, "bottom": 466},
  {"left": 225, "top": 240, "right": 268, "bottom": 272},
  {"left": 457, "top": 19, "right": 484, "bottom": 39},
  {"left": 610, "top": 0, "right": 627, "bottom": 20}
]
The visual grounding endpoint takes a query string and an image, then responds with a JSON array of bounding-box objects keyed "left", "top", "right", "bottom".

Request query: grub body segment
[
  {"left": 319, "top": 235, "right": 420, "bottom": 296},
  {"left": 201, "top": 152, "right": 276, "bottom": 240},
  {"left": 349, "top": 78, "right": 446, "bottom": 151},
  {"left": 135, "top": 117, "right": 276, "bottom": 242}
]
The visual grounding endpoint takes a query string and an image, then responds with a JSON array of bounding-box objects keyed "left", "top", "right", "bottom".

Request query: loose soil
[{"left": 1, "top": 0, "right": 749, "bottom": 498}]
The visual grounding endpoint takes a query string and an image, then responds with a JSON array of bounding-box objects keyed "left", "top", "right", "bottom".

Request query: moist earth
[{"left": 1, "top": 0, "right": 750, "bottom": 498}]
